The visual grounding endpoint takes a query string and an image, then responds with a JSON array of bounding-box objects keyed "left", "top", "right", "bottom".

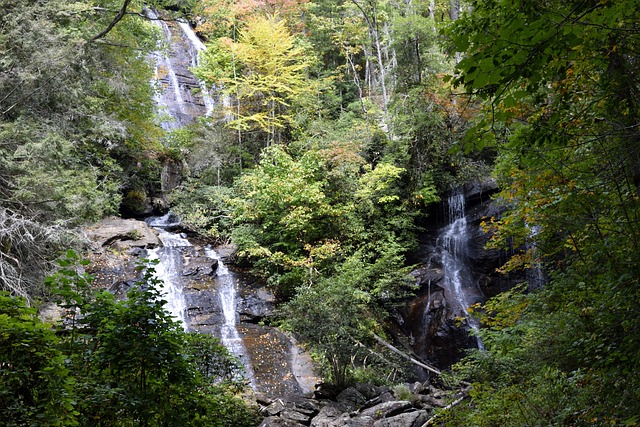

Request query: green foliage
[
  {"left": 0, "top": 292, "right": 77, "bottom": 426},
  {"left": 445, "top": 0, "right": 640, "bottom": 424},
  {"left": 0, "top": 0, "right": 164, "bottom": 227},
  {"left": 171, "top": 183, "right": 235, "bottom": 242},
  {"left": 197, "top": 13, "right": 318, "bottom": 145},
  {"left": 279, "top": 249, "right": 412, "bottom": 387},
  {"left": 11, "top": 251, "right": 259, "bottom": 427}
]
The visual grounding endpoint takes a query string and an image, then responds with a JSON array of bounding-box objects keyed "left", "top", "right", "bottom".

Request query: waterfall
[
  {"left": 148, "top": 9, "right": 213, "bottom": 129},
  {"left": 142, "top": 11, "right": 317, "bottom": 393},
  {"left": 176, "top": 20, "right": 215, "bottom": 116},
  {"left": 437, "top": 190, "right": 484, "bottom": 349},
  {"left": 205, "top": 248, "right": 256, "bottom": 388},
  {"left": 146, "top": 214, "right": 190, "bottom": 329}
]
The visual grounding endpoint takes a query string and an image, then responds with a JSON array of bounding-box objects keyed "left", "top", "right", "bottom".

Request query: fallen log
[{"left": 372, "top": 333, "right": 441, "bottom": 376}]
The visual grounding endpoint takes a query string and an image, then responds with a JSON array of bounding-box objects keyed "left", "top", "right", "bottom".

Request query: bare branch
[{"left": 90, "top": 0, "right": 133, "bottom": 42}]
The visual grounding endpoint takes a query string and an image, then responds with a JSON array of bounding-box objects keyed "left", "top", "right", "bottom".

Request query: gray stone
[
  {"left": 281, "top": 409, "right": 311, "bottom": 424},
  {"left": 408, "top": 382, "right": 424, "bottom": 394},
  {"left": 265, "top": 400, "right": 286, "bottom": 416},
  {"left": 238, "top": 287, "right": 276, "bottom": 322},
  {"left": 326, "top": 413, "right": 375, "bottom": 427},
  {"left": 414, "top": 395, "right": 434, "bottom": 410},
  {"left": 372, "top": 410, "right": 429, "bottom": 427},
  {"left": 424, "top": 395, "right": 446, "bottom": 408},
  {"left": 344, "top": 416, "right": 375, "bottom": 426},
  {"left": 359, "top": 401, "right": 412, "bottom": 420},
  {"left": 355, "top": 383, "right": 382, "bottom": 400},
  {"left": 337, "top": 387, "right": 367, "bottom": 409},
  {"left": 311, "top": 404, "right": 349, "bottom": 427},
  {"left": 284, "top": 396, "right": 322, "bottom": 415},
  {"left": 259, "top": 416, "right": 306, "bottom": 427},
  {"left": 84, "top": 217, "right": 160, "bottom": 250}
]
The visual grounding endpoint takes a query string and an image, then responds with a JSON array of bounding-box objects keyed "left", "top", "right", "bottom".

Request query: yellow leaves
[
  {"left": 304, "top": 240, "right": 342, "bottom": 264},
  {"left": 496, "top": 249, "right": 539, "bottom": 275},
  {"left": 208, "top": 14, "right": 315, "bottom": 138},
  {"left": 355, "top": 162, "right": 405, "bottom": 204}
]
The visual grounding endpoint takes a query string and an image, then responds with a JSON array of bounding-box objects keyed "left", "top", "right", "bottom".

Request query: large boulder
[
  {"left": 84, "top": 217, "right": 160, "bottom": 251},
  {"left": 372, "top": 410, "right": 429, "bottom": 427}
]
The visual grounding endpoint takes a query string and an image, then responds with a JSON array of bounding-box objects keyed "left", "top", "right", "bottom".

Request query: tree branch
[
  {"left": 90, "top": 0, "right": 133, "bottom": 42},
  {"left": 372, "top": 333, "right": 442, "bottom": 376}
]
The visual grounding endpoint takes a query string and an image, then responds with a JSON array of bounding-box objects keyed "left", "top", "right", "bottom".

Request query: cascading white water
[
  {"left": 437, "top": 190, "right": 484, "bottom": 349},
  {"left": 142, "top": 13, "right": 317, "bottom": 392},
  {"left": 205, "top": 248, "right": 256, "bottom": 387},
  {"left": 526, "top": 224, "right": 545, "bottom": 289},
  {"left": 148, "top": 9, "right": 214, "bottom": 129},
  {"left": 177, "top": 21, "right": 215, "bottom": 116},
  {"left": 146, "top": 214, "right": 190, "bottom": 329},
  {"left": 148, "top": 10, "right": 185, "bottom": 130}
]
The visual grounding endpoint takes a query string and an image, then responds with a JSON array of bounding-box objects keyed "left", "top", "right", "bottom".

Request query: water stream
[
  {"left": 176, "top": 20, "right": 215, "bottom": 116},
  {"left": 436, "top": 190, "right": 484, "bottom": 349},
  {"left": 205, "top": 248, "right": 256, "bottom": 388},
  {"left": 148, "top": 9, "right": 211, "bottom": 129},
  {"left": 146, "top": 214, "right": 190, "bottom": 329}
]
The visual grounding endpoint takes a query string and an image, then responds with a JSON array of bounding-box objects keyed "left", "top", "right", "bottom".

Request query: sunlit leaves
[{"left": 197, "top": 14, "right": 316, "bottom": 144}]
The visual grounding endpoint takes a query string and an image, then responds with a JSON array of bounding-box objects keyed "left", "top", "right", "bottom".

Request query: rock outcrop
[{"left": 83, "top": 217, "right": 160, "bottom": 251}]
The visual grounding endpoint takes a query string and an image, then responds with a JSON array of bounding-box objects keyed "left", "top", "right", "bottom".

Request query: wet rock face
[
  {"left": 404, "top": 181, "right": 503, "bottom": 371},
  {"left": 405, "top": 283, "right": 477, "bottom": 370}
]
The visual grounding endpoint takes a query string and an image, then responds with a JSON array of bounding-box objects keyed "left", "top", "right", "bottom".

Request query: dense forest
[{"left": 1, "top": 0, "right": 639, "bottom": 425}]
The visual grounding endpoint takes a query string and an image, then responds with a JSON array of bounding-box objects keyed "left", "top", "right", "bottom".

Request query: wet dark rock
[
  {"left": 337, "top": 387, "right": 368, "bottom": 410},
  {"left": 161, "top": 158, "right": 185, "bottom": 194},
  {"left": 209, "top": 258, "right": 219, "bottom": 274},
  {"left": 463, "top": 177, "right": 498, "bottom": 207},
  {"left": 402, "top": 187, "right": 509, "bottom": 372},
  {"left": 238, "top": 286, "right": 276, "bottom": 323}
]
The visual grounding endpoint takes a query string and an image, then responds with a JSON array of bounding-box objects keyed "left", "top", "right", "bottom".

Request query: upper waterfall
[{"left": 148, "top": 9, "right": 213, "bottom": 129}]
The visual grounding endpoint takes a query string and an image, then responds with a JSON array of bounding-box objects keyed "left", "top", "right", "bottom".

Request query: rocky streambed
[{"left": 257, "top": 380, "right": 468, "bottom": 427}]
